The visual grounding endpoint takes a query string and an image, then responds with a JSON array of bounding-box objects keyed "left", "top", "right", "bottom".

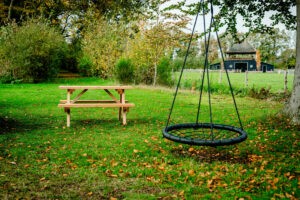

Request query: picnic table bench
[{"left": 58, "top": 86, "right": 135, "bottom": 127}]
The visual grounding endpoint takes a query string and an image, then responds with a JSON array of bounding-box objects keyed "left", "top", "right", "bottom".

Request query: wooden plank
[
  {"left": 104, "top": 89, "right": 118, "bottom": 102},
  {"left": 72, "top": 89, "right": 88, "bottom": 103},
  {"left": 59, "top": 86, "right": 133, "bottom": 90},
  {"left": 58, "top": 103, "right": 135, "bottom": 108},
  {"left": 60, "top": 100, "right": 128, "bottom": 103}
]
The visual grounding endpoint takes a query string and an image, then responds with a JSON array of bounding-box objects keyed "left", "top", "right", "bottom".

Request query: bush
[
  {"left": 115, "top": 58, "right": 134, "bottom": 84},
  {"left": 157, "top": 57, "right": 173, "bottom": 86},
  {"left": 81, "top": 17, "right": 125, "bottom": 79},
  {"left": 78, "top": 55, "right": 93, "bottom": 77},
  {"left": 0, "top": 19, "right": 67, "bottom": 83}
]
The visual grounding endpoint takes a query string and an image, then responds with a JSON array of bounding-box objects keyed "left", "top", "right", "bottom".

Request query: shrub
[
  {"left": 115, "top": 58, "right": 134, "bottom": 84},
  {"left": 78, "top": 55, "right": 93, "bottom": 77},
  {"left": 157, "top": 57, "right": 173, "bottom": 86},
  {"left": 0, "top": 19, "right": 67, "bottom": 83},
  {"left": 249, "top": 87, "right": 271, "bottom": 99},
  {"left": 81, "top": 17, "right": 125, "bottom": 79}
]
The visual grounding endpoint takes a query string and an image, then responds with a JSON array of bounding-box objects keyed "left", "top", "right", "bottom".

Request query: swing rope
[
  {"left": 163, "top": 0, "right": 247, "bottom": 147},
  {"left": 165, "top": 0, "right": 203, "bottom": 128}
]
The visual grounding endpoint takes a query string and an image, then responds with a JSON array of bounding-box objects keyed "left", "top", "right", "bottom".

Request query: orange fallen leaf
[
  {"left": 151, "top": 136, "right": 158, "bottom": 141},
  {"left": 179, "top": 190, "right": 184, "bottom": 196},
  {"left": 273, "top": 177, "right": 279, "bottom": 184},
  {"left": 188, "top": 169, "right": 195, "bottom": 176}
]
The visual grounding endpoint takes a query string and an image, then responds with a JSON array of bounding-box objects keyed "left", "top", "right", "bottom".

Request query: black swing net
[{"left": 162, "top": 0, "right": 247, "bottom": 147}]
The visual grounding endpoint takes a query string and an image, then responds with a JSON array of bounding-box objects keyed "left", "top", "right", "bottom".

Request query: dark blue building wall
[
  {"left": 210, "top": 60, "right": 274, "bottom": 72},
  {"left": 224, "top": 60, "right": 257, "bottom": 72},
  {"left": 261, "top": 62, "right": 274, "bottom": 72}
]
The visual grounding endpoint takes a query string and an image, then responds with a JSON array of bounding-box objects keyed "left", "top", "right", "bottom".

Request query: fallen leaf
[
  {"left": 179, "top": 190, "right": 184, "bottom": 196},
  {"left": 133, "top": 149, "right": 139, "bottom": 153},
  {"left": 151, "top": 136, "right": 158, "bottom": 141},
  {"left": 188, "top": 169, "right": 195, "bottom": 176},
  {"left": 40, "top": 177, "right": 46, "bottom": 181}
]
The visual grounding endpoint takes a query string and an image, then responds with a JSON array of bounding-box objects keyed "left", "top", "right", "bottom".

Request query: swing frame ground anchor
[{"left": 163, "top": 123, "right": 247, "bottom": 147}]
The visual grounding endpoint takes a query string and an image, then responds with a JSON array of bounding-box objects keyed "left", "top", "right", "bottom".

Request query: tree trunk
[
  {"left": 8, "top": 0, "right": 14, "bottom": 21},
  {"left": 283, "top": 0, "right": 300, "bottom": 124}
]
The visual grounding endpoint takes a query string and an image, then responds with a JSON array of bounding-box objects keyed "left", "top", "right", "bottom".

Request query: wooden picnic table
[{"left": 58, "top": 86, "right": 135, "bottom": 127}]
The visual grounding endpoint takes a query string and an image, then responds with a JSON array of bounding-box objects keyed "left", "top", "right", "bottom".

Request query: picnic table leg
[
  {"left": 122, "top": 108, "right": 128, "bottom": 125},
  {"left": 119, "top": 89, "right": 127, "bottom": 125},
  {"left": 65, "top": 108, "right": 71, "bottom": 127},
  {"left": 66, "top": 89, "right": 73, "bottom": 127}
]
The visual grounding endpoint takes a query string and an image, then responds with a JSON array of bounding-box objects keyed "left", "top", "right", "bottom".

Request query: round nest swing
[
  {"left": 162, "top": 0, "right": 247, "bottom": 147},
  {"left": 163, "top": 123, "right": 247, "bottom": 147}
]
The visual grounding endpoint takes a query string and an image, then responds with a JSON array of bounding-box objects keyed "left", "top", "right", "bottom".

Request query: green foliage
[
  {"left": 62, "top": 38, "right": 83, "bottom": 73},
  {"left": 0, "top": 19, "right": 67, "bottom": 83},
  {"left": 81, "top": 17, "right": 126, "bottom": 78},
  {"left": 126, "top": 30, "right": 154, "bottom": 85},
  {"left": 134, "top": 63, "right": 154, "bottom": 85},
  {"left": 157, "top": 57, "right": 173, "bottom": 86},
  {"left": 1, "top": 0, "right": 148, "bottom": 27},
  {"left": 115, "top": 58, "right": 134, "bottom": 84},
  {"left": 77, "top": 55, "right": 93, "bottom": 77}
]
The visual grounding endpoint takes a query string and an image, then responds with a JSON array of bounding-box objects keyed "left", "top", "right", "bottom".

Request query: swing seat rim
[{"left": 163, "top": 123, "right": 247, "bottom": 147}]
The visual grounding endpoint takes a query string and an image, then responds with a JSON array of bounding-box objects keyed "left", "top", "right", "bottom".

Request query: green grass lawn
[
  {"left": 0, "top": 77, "right": 299, "bottom": 199},
  {"left": 175, "top": 71, "right": 294, "bottom": 93}
]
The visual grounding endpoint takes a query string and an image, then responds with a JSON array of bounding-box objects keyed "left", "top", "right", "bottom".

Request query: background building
[{"left": 211, "top": 41, "right": 274, "bottom": 72}]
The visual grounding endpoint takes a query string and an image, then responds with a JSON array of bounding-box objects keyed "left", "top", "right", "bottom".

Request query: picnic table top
[{"left": 59, "top": 85, "right": 133, "bottom": 90}]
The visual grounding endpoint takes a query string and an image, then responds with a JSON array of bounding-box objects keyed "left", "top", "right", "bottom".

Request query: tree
[
  {"left": 144, "top": 0, "right": 189, "bottom": 86},
  {"left": 126, "top": 0, "right": 189, "bottom": 85},
  {"left": 279, "top": 48, "right": 296, "bottom": 69},
  {"left": 80, "top": 16, "right": 126, "bottom": 78},
  {"left": 182, "top": 0, "right": 299, "bottom": 124},
  {"left": 247, "top": 28, "right": 290, "bottom": 65},
  {"left": 0, "top": 0, "right": 148, "bottom": 25}
]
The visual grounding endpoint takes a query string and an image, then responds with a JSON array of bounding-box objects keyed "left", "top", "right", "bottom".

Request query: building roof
[{"left": 226, "top": 41, "right": 256, "bottom": 54}]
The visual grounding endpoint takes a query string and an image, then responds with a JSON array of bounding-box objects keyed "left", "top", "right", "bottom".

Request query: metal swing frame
[{"left": 162, "top": 0, "right": 247, "bottom": 147}]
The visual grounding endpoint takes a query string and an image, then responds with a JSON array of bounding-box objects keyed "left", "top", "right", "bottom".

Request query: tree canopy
[
  {"left": 181, "top": 0, "right": 296, "bottom": 43},
  {"left": 1, "top": 0, "right": 148, "bottom": 25}
]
